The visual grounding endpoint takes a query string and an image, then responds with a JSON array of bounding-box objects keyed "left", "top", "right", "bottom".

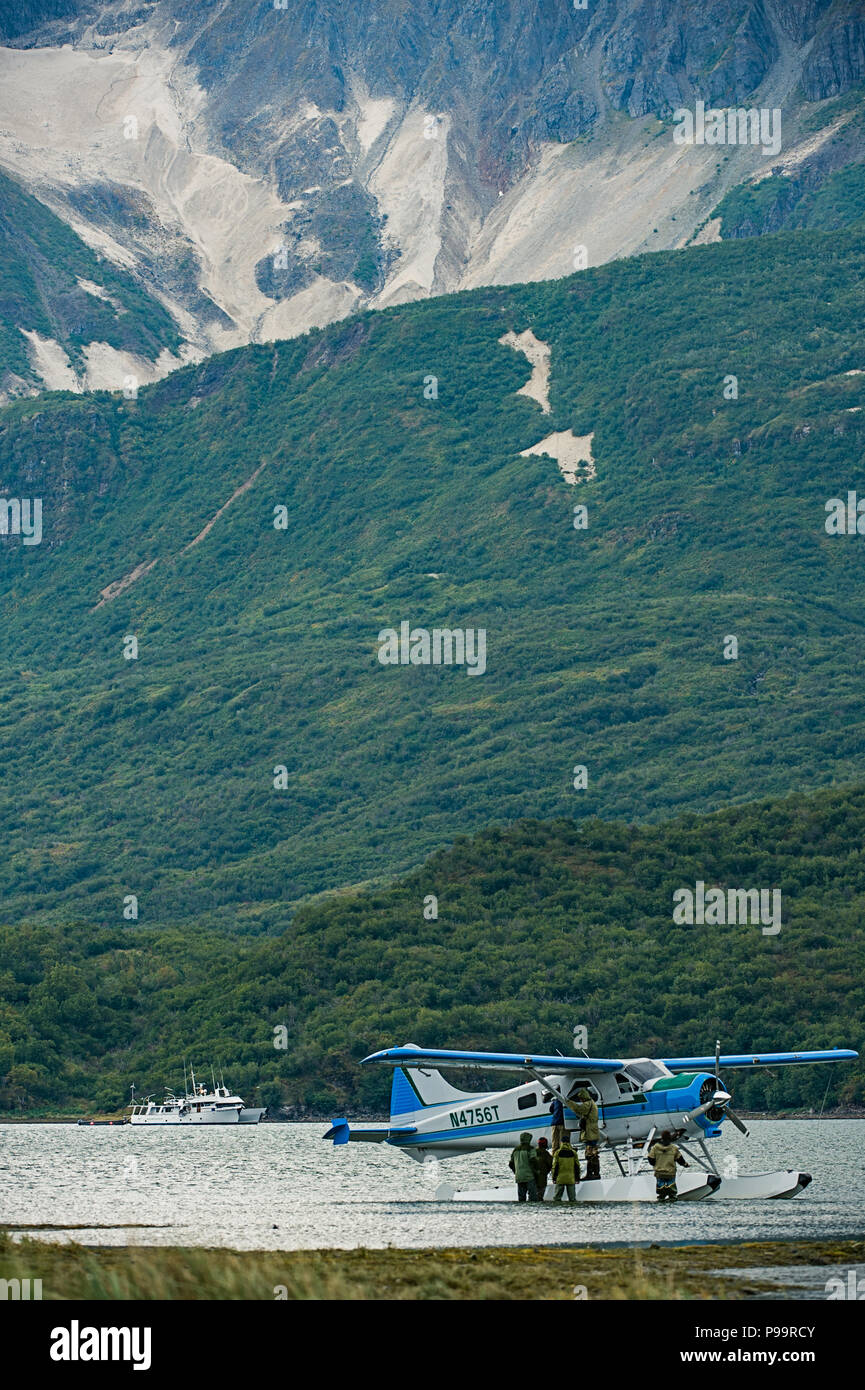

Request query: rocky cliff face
[
  {"left": 0, "top": 1, "right": 85, "bottom": 42},
  {"left": 801, "top": 0, "right": 865, "bottom": 99},
  {"left": 1, "top": 0, "right": 863, "bottom": 395}
]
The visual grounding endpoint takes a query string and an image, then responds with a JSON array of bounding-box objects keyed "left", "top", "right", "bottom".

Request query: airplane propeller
[
  {"left": 672, "top": 1043, "right": 751, "bottom": 1135},
  {"left": 714, "top": 1037, "right": 749, "bottom": 1136},
  {"left": 678, "top": 1089, "right": 732, "bottom": 1129},
  {"left": 724, "top": 1104, "right": 749, "bottom": 1135}
]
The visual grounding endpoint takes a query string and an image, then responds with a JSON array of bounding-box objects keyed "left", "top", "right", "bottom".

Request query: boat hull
[{"left": 130, "top": 1109, "right": 240, "bottom": 1125}]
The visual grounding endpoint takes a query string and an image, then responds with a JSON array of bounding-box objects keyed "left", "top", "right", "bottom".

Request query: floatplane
[{"left": 325, "top": 1040, "right": 858, "bottom": 1201}]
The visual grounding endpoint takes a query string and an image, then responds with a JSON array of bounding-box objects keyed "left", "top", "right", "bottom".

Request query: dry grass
[{"left": 1, "top": 1234, "right": 862, "bottom": 1301}]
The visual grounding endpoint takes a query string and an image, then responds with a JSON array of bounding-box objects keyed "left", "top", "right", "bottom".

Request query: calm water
[{"left": 1, "top": 1120, "right": 862, "bottom": 1251}]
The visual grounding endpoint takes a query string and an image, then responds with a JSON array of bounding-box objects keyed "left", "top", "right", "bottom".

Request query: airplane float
[{"left": 325, "top": 1039, "right": 858, "bottom": 1201}]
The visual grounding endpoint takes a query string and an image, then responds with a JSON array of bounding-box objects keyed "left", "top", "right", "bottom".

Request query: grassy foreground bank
[{"left": 1, "top": 1235, "right": 861, "bottom": 1300}]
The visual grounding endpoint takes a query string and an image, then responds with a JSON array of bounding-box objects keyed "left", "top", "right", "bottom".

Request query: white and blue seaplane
[{"left": 325, "top": 1040, "right": 858, "bottom": 1202}]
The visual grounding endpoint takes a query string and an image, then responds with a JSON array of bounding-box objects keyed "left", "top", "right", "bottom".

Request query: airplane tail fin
[{"left": 390, "top": 1063, "right": 475, "bottom": 1118}]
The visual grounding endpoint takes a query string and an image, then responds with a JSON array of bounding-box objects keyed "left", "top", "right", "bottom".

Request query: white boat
[{"left": 127, "top": 1068, "right": 266, "bottom": 1126}]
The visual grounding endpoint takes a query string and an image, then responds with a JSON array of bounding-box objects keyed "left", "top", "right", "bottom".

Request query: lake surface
[{"left": 1, "top": 1120, "right": 862, "bottom": 1251}]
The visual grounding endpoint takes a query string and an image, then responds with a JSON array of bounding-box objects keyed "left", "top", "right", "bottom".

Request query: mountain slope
[
  {"left": 1, "top": 227, "right": 865, "bottom": 932},
  {"left": 0, "top": 167, "right": 186, "bottom": 402},
  {"left": 1, "top": 0, "right": 863, "bottom": 385},
  {"left": 1, "top": 782, "right": 862, "bottom": 1114},
  {"left": 710, "top": 86, "right": 865, "bottom": 238}
]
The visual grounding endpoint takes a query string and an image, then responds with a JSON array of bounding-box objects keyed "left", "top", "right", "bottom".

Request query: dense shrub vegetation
[
  {"left": 1, "top": 225, "right": 864, "bottom": 1112},
  {"left": 2, "top": 226, "right": 865, "bottom": 928},
  {"left": 0, "top": 784, "right": 862, "bottom": 1115}
]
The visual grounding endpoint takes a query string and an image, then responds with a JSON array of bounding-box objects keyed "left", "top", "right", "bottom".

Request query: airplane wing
[
  {"left": 361, "top": 1046, "right": 624, "bottom": 1073},
  {"left": 662, "top": 1048, "right": 858, "bottom": 1071}
]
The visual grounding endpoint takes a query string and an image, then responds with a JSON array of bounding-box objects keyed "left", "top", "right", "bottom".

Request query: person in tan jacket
[
  {"left": 551, "top": 1134, "right": 580, "bottom": 1204},
  {"left": 648, "top": 1130, "right": 688, "bottom": 1200},
  {"left": 569, "top": 1088, "right": 601, "bottom": 1181},
  {"left": 508, "top": 1131, "right": 541, "bottom": 1201}
]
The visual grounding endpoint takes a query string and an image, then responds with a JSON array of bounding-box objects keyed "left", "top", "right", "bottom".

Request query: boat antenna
[
  {"left": 190, "top": 1062, "right": 196, "bottom": 1095},
  {"left": 211, "top": 1064, "right": 217, "bottom": 1093}
]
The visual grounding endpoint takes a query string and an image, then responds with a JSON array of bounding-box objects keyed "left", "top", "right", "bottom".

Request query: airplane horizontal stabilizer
[
  {"left": 323, "top": 1119, "right": 417, "bottom": 1144},
  {"left": 662, "top": 1048, "right": 858, "bottom": 1071}
]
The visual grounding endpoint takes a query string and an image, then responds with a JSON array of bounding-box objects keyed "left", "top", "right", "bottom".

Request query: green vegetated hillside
[
  {"left": 712, "top": 86, "right": 865, "bottom": 239},
  {"left": 0, "top": 784, "right": 862, "bottom": 1114},
  {"left": 1, "top": 226, "right": 865, "bottom": 935},
  {"left": 715, "top": 164, "right": 865, "bottom": 240},
  {"left": 0, "top": 168, "right": 182, "bottom": 392}
]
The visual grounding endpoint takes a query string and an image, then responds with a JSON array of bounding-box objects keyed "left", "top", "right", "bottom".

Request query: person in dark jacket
[
  {"left": 534, "top": 1136, "right": 553, "bottom": 1201},
  {"left": 551, "top": 1136, "right": 580, "bottom": 1204},
  {"left": 508, "top": 1131, "right": 540, "bottom": 1201},
  {"left": 549, "top": 1094, "right": 566, "bottom": 1151}
]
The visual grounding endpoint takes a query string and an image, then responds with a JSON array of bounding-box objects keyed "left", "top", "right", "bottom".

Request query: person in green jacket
[
  {"left": 570, "top": 1088, "right": 601, "bottom": 1181},
  {"left": 551, "top": 1135, "right": 580, "bottom": 1204},
  {"left": 508, "top": 1131, "right": 540, "bottom": 1201},
  {"left": 534, "top": 1136, "right": 553, "bottom": 1201},
  {"left": 648, "top": 1130, "right": 688, "bottom": 1200}
]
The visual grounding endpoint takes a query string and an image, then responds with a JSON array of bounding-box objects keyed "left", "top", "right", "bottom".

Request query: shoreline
[
  {"left": 2, "top": 1227, "right": 861, "bottom": 1252},
  {"left": 3, "top": 1108, "right": 864, "bottom": 1125},
  {"left": 1, "top": 1235, "right": 861, "bottom": 1300}
]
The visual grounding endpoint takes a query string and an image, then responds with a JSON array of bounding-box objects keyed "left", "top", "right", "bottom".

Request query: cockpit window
[{"left": 625, "top": 1060, "right": 666, "bottom": 1084}]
